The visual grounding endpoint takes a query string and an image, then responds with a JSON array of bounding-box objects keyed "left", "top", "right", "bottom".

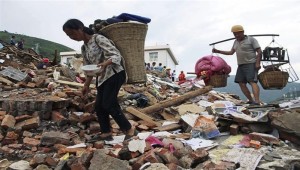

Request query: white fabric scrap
[
  {"left": 105, "top": 135, "right": 126, "bottom": 145},
  {"left": 128, "top": 139, "right": 146, "bottom": 153},
  {"left": 138, "top": 132, "right": 153, "bottom": 140},
  {"left": 67, "top": 143, "right": 86, "bottom": 148},
  {"left": 152, "top": 131, "right": 173, "bottom": 137},
  {"left": 180, "top": 113, "right": 199, "bottom": 127},
  {"left": 198, "top": 100, "right": 213, "bottom": 107},
  {"left": 162, "top": 121, "right": 179, "bottom": 126},
  {"left": 182, "top": 138, "right": 216, "bottom": 150}
]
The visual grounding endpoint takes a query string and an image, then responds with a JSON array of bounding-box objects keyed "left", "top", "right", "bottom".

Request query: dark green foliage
[{"left": 0, "top": 31, "right": 74, "bottom": 60}]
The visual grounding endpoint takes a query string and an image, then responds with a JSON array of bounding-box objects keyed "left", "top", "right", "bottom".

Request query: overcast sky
[{"left": 1, "top": 0, "right": 300, "bottom": 83}]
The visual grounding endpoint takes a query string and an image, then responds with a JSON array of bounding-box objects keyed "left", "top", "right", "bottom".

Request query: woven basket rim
[{"left": 100, "top": 22, "right": 147, "bottom": 31}]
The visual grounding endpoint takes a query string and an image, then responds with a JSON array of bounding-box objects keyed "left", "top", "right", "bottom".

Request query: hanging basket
[
  {"left": 206, "top": 74, "right": 228, "bottom": 88},
  {"left": 100, "top": 22, "right": 148, "bottom": 84},
  {"left": 258, "top": 71, "right": 289, "bottom": 90}
]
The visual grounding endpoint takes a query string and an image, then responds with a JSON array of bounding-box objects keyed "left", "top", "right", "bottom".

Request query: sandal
[
  {"left": 124, "top": 129, "right": 139, "bottom": 140},
  {"left": 246, "top": 101, "right": 260, "bottom": 106},
  {"left": 87, "top": 134, "right": 113, "bottom": 143}
]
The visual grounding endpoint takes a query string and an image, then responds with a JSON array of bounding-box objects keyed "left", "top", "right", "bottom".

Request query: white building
[
  {"left": 60, "top": 44, "right": 179, "bottom": 70},
  {"left": 60, "top": 51, "right": 81, "bottom": 66},
  {"left": 144, "top": 44, "right": 179, "bottom": 71}
]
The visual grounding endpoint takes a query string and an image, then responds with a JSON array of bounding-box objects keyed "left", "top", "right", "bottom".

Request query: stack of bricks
[{"left": 0, "top": 89, "right": 69, "bottom": 118}]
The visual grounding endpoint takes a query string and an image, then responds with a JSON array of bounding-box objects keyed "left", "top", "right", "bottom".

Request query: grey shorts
[{"left": 235, "top": 63, "right": 258, "bottom": 83}]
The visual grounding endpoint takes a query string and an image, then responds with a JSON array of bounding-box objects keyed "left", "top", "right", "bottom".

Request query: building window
[
  {"left": 65, "top": 57, "right": 72, "bottom": 66},
  {"left": 149, "top": 52, "right": 158, "bottom": 61}
]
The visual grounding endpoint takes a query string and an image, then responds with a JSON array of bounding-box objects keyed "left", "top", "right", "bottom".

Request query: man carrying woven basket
[{"left": 212, "top": 25, "right": 262, "bottom": 105}]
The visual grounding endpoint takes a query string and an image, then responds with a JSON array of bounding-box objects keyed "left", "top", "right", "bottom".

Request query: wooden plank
[
  {"left": 153, "top": 123, "right": 181, "bottom": 131},
  {"left": 141, "top": 86, "right": 212, "bottom": 114},
  {"left": 56, "top": 80, "right": 95, "bottom": 89},
  {"left": 126, "top": 107, "right": 161, "bottom": 127},
  {"left": 0, "top": 76, "right": 14, "bottom": 85}
]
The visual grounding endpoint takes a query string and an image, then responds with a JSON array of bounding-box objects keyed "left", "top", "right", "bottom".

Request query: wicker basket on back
[
  {"left": 100, "top": 22, "right": 148, "bottom": 84},
  {"left": 258, "top": 70, "right": 289, "bottom": 89}
]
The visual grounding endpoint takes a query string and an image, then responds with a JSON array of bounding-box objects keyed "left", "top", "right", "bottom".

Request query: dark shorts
[{"left": 235, "top": 63, "right": 258, "bottom": 83}]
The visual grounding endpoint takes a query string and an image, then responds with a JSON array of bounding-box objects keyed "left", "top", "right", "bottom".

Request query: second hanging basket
[{"left": 258, "top": 70, "right": 289, "bottom": 90}]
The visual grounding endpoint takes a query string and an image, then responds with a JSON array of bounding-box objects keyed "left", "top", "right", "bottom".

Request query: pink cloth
[
  {"left": 194, "top": 55, "right": 231, "bottom": 76},
  {"left": 145, "top": 136, "right": 164, "bottom": 147}
]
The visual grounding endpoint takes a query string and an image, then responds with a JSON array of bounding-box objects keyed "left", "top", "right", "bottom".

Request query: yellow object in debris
[
  {"left": 221, "top": 134, "right": 244, "bottom": 146},
  {"left": 60, "top": 153, "right": 70, "bottom": 160}
]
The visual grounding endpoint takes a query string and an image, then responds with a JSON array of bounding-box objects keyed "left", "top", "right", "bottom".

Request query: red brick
[
  {"left": 155, "top": 148, "right": 179, "bottom": 164},
  {"left": 84, "top": 102, "right": 95, "bottom": 113},
  {"left": 1, "top": 115, "right": 16, "bottom": 129},
  {"left": 144, "top": 150, "right": 161, "bottom": 163},
  {"left": 27, "top": 82, "right": 36, "bottom": 88},
  {"left": 249, "top": 132, "right": 280, "bottom": 145},
  {"left": 45, "top": 156, "right": 59, "bottom": 167},
  {"left": 230, "top": 124, "right": 239, "bottom": 135},
  {"left": 93, "top": 141, "right": 105, "bottom": 149},
  {"left": 23, "top": 137, "right": 40, "bottom": 147},
  {"left": 0, "top": 146, "right": 14, "bottom": 154},
  {"left": 88, "top": 121, "right": 100, "bottom": 134},
  {"left": 15, "top": 116, "right": 40, "bottom": 130},
  {"left": 79, "top": 113, "right": 96, "bottom": 123},
  {"left": 15, "top": 115, "right": 33, "bottom": 123},
  {"left": 7, "top": 144, "right": 22, "bottom": 149},
  {"left": 0, "top": 111, "right": 6, "bottom": 116}
]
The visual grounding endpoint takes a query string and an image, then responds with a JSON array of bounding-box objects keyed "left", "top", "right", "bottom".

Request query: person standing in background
[
  {"left": 178, "top": 71, "right": 186, "bottom": 82},
  {"left": 212, "top": 25, "right": 262, "bottom": 105},
  {"left": 17, "top": 38, "right": 24, "bottom": 50},
  {"left": 145, "top": 63, "right": 151, "bottom": 71},
  {"left": 10, "top": 35, "right": 16, "bottom": 45},
  {"left": 150, "top": 62, "right": 156, "bottom": 71},
  {"left": 155, "top": 63, "right": 163, "bottom": 72},
  {"left": 171, "top": 70, "right": 176, "bottom": 82}
]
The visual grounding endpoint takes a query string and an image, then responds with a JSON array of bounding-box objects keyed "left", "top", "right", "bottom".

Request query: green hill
[{"left": 0, "top": 30, "right": 74, "bottom": 59}]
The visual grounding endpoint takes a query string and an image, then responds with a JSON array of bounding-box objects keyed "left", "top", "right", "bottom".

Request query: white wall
[
  {"left": 60, "top": 56, "right": 74, "bottom": 66},
  {"left": 144, "top": 50, "right": 176, "bottom": 71}
]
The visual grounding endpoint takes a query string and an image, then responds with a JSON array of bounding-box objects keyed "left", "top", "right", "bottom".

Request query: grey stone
[
  {"left": 40, "top": 131, "right": 70, "bottom": 146},
  {"left": 89, "top": 149, "right": 131, "bottom": 170}
]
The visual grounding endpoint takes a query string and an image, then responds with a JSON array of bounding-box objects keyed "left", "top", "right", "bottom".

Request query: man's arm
[{"left": 212, "top": 48, "right": 235, "bottom": 55}]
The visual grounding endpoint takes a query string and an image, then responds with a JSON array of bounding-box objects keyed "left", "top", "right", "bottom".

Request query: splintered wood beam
[
  {"left": 0, "top": 76, "right": 14, "bottom": 85},
  {"left": 56, "top": 80, "right": 95, "bottom": 89},
  {"left": 153, "top": 123, "right": 182, "bottom": 131},
  {"left": 140, "top": 86, "right": 212, "bottom": 114},
  {"left": 125, "top": 107, "right": 161, "bottom": 127}
]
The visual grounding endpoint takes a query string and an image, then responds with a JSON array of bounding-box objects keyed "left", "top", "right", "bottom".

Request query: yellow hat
[{"left": 231, "top": 25, "right": 244, "bottom": 32}]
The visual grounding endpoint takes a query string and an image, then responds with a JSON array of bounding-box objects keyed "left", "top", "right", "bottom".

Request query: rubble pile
[{"left": 0, "top": 44, "right": 300, "bottom": 170}]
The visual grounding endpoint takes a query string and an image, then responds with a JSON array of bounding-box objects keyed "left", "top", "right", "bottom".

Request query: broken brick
[
  {"left": 249, "top": 132, "right": 280, "bottom": 145},
  {"left": 1, "top": 114, "right": 16, "bottom": 129},
  {"left": 15, "top": 116, "right": 40, "bottom": 130},
  {"left": 23, "top": 137, "right": 40, "bottom": 147},
  {"left": 230, "top": 124, "right": 239, "bottom": 135}
]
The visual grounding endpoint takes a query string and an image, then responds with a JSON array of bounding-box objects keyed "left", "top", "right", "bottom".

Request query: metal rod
[{"left": 209, "top": 34, "right": 280, "bottom": 46}]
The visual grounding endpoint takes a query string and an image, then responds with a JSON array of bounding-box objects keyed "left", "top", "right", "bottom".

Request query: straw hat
[{"left": 231, "top": 25, "right": 244, "bottom": 32}]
